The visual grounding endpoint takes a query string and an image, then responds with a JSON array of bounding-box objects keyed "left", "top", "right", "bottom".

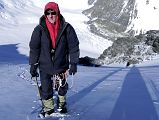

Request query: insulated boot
[
  {"left": 39, "top": 98, "right": 54, "bottom": 118},
  {"left": 57, "top": 95, "right": 67, "bottom": 113},
  {"left": 39, "top": 109, "right": 54, "bottom": 118}
]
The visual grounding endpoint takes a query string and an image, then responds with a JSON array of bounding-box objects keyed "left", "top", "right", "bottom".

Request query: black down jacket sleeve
[
  {"left": 29, "top": 26, "right": 41, "bottom": 65},
  {"left": 66, "top": 24, "right": 80, "bottom": 64}
]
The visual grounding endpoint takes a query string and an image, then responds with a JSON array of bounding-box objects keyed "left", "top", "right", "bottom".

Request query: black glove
[
  {"left": 69, "top": 64, "right": 77, "bottom": 75},
  {"left": 30, "top": 64, "right": 39, "bottom": 77}
]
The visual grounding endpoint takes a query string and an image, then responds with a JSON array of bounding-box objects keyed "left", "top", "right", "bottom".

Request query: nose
[{"left": 48, "top": 14, "right": 52, "bottom": 17}]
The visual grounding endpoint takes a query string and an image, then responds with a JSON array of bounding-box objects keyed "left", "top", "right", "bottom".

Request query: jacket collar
[{"left": 39, "top": 15, "right": 68, "bottom": 49}]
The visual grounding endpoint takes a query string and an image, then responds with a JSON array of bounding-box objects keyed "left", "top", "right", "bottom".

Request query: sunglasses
[{"left": 45, "top": 11, "right": 56, "bottom": 15}]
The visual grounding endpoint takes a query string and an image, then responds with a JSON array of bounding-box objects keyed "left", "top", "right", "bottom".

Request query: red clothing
[{"left": 45, "top": 2, "right": 60, "bottom": 49}]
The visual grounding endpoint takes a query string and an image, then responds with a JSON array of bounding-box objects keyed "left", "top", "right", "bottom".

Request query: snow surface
[
  {"left": 127, "top": 0, "right": 159, "bottom": 35},
  {"left": 0, "top": 0, "right": 159, "bottom": 120},
  {"left": 1, "top": 62, "right": 159, "bottom": 120}
]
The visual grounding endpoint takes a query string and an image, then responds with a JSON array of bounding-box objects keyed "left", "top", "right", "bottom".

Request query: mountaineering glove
[
  {"left": 69, "top": 64, "right": 77, "bottom": 75},
  {"left": 30, "top": 64, "right": 39, "bottom": 77}
]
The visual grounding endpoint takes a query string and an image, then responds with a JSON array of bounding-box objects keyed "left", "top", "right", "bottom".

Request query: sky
[{"left": 0, "top": 0, "right": 159, "bottom": 120}]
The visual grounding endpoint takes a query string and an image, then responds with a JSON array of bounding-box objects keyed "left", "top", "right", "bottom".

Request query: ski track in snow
[{"left": 0, "top": 63, "right": 159, "bottom": 120}]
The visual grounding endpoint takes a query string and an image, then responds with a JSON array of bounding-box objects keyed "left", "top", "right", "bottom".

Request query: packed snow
[
  {"left": 0, "top": 0, "right": 159, "bottom": 120},
  {"left": 1, "top": 61, "right": 159, "bottom": 120}
]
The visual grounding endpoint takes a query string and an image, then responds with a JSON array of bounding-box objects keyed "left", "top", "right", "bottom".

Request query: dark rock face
[
  {"left": 83, "top": 0, "right": 136, "bottom": 40},
  {"left": 98, "top": 30, "right": 159, "bottom": 64},
  {"left": 79, "top": 56, "right": 101, "bottom": 67},
  {"left": 145, "top": 30, "right": 159, "bottom": 53},
  {"left": 82, "top": 0, "right": 159, "bottom": 64}
]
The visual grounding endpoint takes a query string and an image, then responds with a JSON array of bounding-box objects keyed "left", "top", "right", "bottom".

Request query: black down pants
[{"left": 39, "top": 70, "right": 68, "bottom": 100}]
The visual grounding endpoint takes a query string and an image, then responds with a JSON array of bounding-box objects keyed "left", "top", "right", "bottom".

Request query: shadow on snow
[
  {"left": 68, "top": 67, "right": 123, "bottom": 106},
  {"left": 0, "top": 44, "right": 28, "bottom": 64},
  {"left": 109, "top": 66, "right": 159, "bottom": 120}
]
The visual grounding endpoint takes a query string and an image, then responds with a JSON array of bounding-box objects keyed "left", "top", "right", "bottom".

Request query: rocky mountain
[
  {"left": 82, "top": 0, "right": 159, "bottom": 65},
  {"left": 83, "top": 0, "right": 136, "bottom": 41},
  {"left": 98, "top": 30, "right": 159, "bottom": 64}
]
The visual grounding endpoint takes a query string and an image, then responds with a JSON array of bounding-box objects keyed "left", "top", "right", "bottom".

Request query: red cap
[{"left": 44, "top": 2, "right": 60, "bottom": 15}]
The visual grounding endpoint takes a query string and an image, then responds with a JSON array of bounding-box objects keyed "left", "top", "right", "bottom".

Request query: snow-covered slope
[
  {"left": 0, "top": 0, "right": 112, "bottom": 58},
  {"left": 0, "top": 0, "right": 41, "bottom": 57},
  {"left": 1, "top": 63, "right": 159, "bottom": 120},
  {"left": 0, "top": 0, "right": 40, "bottom": 25},
  {"left": 127, "top": 0, "right": 159, "bottom": 35}
]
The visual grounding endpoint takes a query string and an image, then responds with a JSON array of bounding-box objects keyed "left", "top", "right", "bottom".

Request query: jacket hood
[{"left": 44, "top": 2, "right": 60, "bottom": 15}]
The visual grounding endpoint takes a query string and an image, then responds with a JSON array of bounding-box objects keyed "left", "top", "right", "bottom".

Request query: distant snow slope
[
  {"left": 127, "top": 0, "right": 159, "bottom": 35},
  {"left": 0, "top": 0, "right": 112, "bottom": 58}
]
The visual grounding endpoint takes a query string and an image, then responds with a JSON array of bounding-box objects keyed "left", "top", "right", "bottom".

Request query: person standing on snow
[{"left": 29, "top": 2, "right": 79, "bottom": 117}]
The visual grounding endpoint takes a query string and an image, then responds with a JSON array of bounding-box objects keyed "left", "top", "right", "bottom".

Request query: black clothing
[
  {"left": 29, "top": 15, "right": 79, "bottom": 75},
  {"left": 69, "top": 63, "right": 77, "bottom": 75},
  {"left": 30, "top": 64, "right": 39, "bottom": 77},
  {"left": 40, "top": 71, "right": 68, "bottom": 100}
]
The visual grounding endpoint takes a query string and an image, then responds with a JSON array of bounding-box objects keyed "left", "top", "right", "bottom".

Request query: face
[{"left": 45, "top": 10, "right": 57, "bottom": 24}]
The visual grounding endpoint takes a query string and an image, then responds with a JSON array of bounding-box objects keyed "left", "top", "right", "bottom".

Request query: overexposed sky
[{"left": 32, "top": 0, "right": 90, "bottom": 10}]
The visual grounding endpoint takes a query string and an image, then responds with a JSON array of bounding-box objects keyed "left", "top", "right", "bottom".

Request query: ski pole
[
  {"left": 34, "top": 76, "right": 41, "bottom": 100},
  {"left": 64, "top": 70, "right": 74, "bottom": 89},
  {"left": 32, "top": 76, "right": 44, "bottom": 108},
  {"left": 69, "top": 73, "right": 74, "bottom": 89}
]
